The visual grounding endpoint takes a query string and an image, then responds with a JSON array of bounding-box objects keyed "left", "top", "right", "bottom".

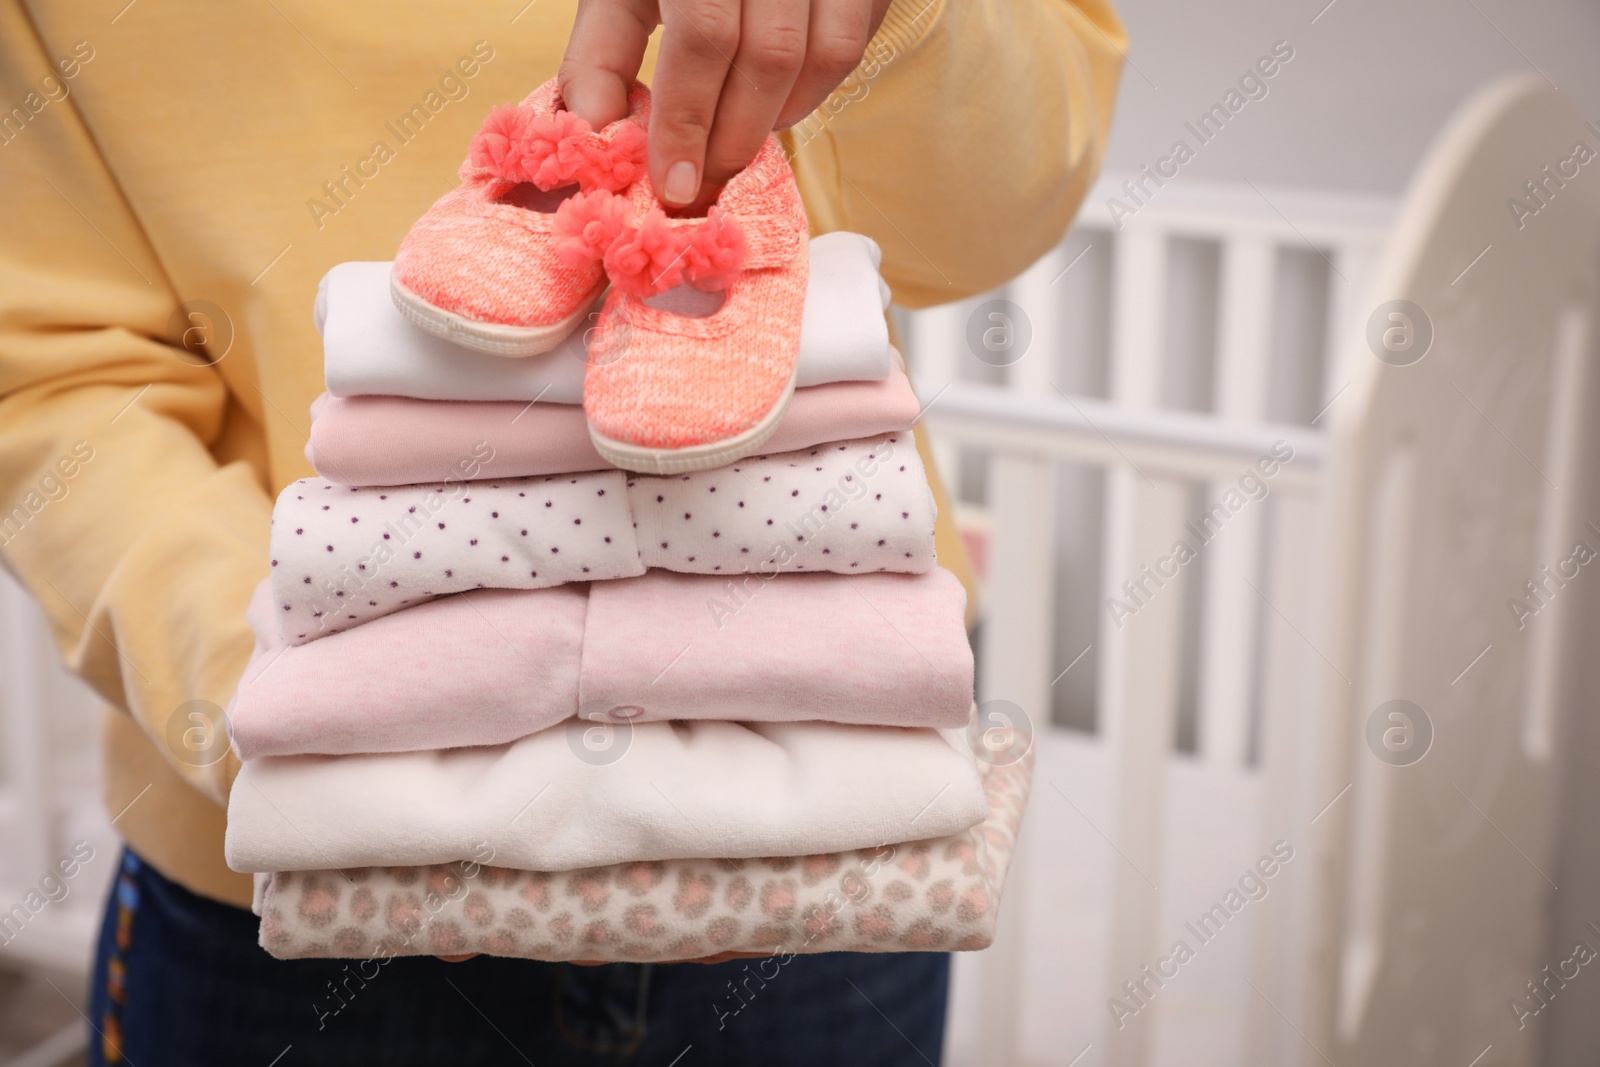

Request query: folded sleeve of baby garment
[
  {"left": 320, "top": 262, "right": 593, "bottom": 403},
  {"left": 319, "top": 235, "right": 890, "bottom": 403},
  {"left": 224, "top": 720, "right": 988, "bottom": 873},
  {"left": 269, "top": 472, "right": 642, "bottom": 644},
  {"left": 227, "top": 580, "right": 587, "bottom": 760},
  {"left": 628, "top": 434, "right": 936, "bottom": 577},
  {"left": 580, "top": 569, "right": 972, "bottom": 728},
  {"left": 250, "top": 751, "right": 1034, "bottom": 963},
  {"left": 304, "top": 358, "right": 923, "bottom": 488},
  {"left": 796, "top": 232, "right": 892, "bottom": 387}
]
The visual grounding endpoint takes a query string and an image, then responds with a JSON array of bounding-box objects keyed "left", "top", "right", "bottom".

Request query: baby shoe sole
[
  {"left": 588, "top": 366, "right": 799, "bottom": 475},
  {"left": 390, "top": 272, "right": 599, "bottom": 358}
]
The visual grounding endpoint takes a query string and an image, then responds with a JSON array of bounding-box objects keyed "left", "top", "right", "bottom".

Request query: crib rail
[{"left": 921, "top": 384, "right": 1325, "bottom": 485}]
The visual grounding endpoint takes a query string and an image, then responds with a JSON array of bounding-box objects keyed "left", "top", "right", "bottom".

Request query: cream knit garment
[{"left": 225, "top": 720, "right": 987, "bottom": 873}]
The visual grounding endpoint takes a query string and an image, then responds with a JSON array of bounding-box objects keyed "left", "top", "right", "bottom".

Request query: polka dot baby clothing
[
  {"left": 628, "top": 435, "right": 935, "bottom": 577},
  {"left": 270, "top": 435, "right": 936, "bottom": 644},
  {"left": 269, "top": 471, "right": 641, "bottom": 644}
]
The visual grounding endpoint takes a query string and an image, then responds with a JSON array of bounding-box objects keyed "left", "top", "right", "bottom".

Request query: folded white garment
[
  {"left": 795, "top": 231, "right": 892, "bottom": 388},
  {"left": 225, "top": 721, "right": 988, "bottom": 873},
  {"left": 270, "top": 435, "right": 934, "bottom": 644},
  {"left": 316, "top": 232, "right": 891, "bottom": 403}
]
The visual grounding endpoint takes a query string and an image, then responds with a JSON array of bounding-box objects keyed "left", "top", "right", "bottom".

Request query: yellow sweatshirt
[{"left": 0, "top": 0, "right": 1123, "bottom": 908}]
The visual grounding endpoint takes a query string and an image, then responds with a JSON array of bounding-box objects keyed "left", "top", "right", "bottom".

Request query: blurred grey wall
[{"left": 1102, "top": 0, "right": 1600, "bottom": 195}]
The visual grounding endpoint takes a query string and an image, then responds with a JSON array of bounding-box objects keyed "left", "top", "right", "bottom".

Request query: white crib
[
  {"left": 0, "top": 75, "right": 1596, "bottom": 1067},
  {"left": 913, "top": 75, "right": 1600, "bottom": 1067}
]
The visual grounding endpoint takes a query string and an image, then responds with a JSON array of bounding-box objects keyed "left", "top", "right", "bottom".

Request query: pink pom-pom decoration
[
  {"left": 468, "top": 105, "right": 545, "bottom": 182},
  {"left": 578, "top": 122, "right": 649, "bottom": 193},
  {"left": 603, "top": 209, "right": 683, "bottom": 297},
  {"left": 677, "top": 207, "right": 747, "bottom": 292},
  {"left": 522, "top": 109, "right": 593, "bottom": 188},
  {"left": 602, "top": 209, "right": 748, "bottom": 298},
  {"left": 553, "top": 190, "right": 635, "bottom": 269},
  {"left": 468, "top": 104, "right": 647, "bottom": 193}
]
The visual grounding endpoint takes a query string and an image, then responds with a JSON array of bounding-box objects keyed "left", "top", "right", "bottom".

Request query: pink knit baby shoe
[
  {"left": 390, "top": 79, "right": 649, "bottom": 357},
  {"left": 563, "top": 136, "right": 809, "bottom": 474}
]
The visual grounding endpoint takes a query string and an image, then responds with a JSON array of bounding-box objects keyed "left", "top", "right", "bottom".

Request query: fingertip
[
  {"left": 661, "top": 160, "right": 701, "bottom": 206},
  {"left": 560, "top": 71, "right": 630, "bottom": 128},
  {"left": 558, "top": 0, "right": 651, "bottom": 125}
]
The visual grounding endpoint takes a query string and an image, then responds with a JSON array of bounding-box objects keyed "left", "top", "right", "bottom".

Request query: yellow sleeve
[
  {"left": 785, "top": 0, "right": 1126, "bottom": 308},
  {"left": 0, "top": 3, "right": 262, "bottom": 805}
]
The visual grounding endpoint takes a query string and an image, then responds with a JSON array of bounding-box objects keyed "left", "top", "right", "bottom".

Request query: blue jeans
[{"left": 87, "top": 850, "right": 949, "bottom": 1065}]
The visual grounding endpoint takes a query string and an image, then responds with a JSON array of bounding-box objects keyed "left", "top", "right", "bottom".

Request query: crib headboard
[{"left": 1293, "top": 75, "right": 1600, "bottom": 1066}]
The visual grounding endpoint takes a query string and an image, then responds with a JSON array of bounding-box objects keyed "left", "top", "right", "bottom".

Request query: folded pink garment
[
  {"left": 229, "top": 569, "right": 971, "bottom": 759},
  {"left": 580, "top": 569, "right": 972, "bottom": 729},
  {"left": 227, "top": 580, "right": 587, "bottom": 761},
  {"left": 306, "top": 359, "right": 921, "bottom": 487},
  {"left": 252, "top": 748, "right": 1032, "bottom": 963}
]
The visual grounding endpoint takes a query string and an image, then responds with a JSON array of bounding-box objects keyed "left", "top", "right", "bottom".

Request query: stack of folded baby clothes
[{"left": 224, "top": 79, "right": 1032, "bottom": 964}]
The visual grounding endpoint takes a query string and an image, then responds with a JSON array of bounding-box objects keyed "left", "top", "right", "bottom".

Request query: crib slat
[
  {"left": 1212, "top": 239, "right": 1275, "bottom": 418},
  {"left": 1102, "top": 225, "right": 1185, "bottom": 1067},
  {"left": 975, "top": 456, "right": 1053, "bottom": 1064},
  {"left": 905, "top": 301, "right": 969, "bottom": 491},
  {"left": 1103, "top": 479, "right": 1189, "bottom": 1067},
  {"left": 1246, "top": 488, "right": 1326, "bottom": 1066},
  {"left": 1198, "top": 238, "right": 1275, "bottom": 769},
  {"left": 1322, "top": 244, "right": 1378, "bottom": 414},
  {"left": 970, "top": 248, "right": 1065, "bottom": 1065},
  {"left": 1110, "top": 230, "right": 1166, "bottom": 406}
]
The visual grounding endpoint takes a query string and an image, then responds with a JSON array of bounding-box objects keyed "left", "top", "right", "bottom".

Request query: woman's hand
[{"left": 558, "top": 0, "right": 893, "bottom": 210}]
